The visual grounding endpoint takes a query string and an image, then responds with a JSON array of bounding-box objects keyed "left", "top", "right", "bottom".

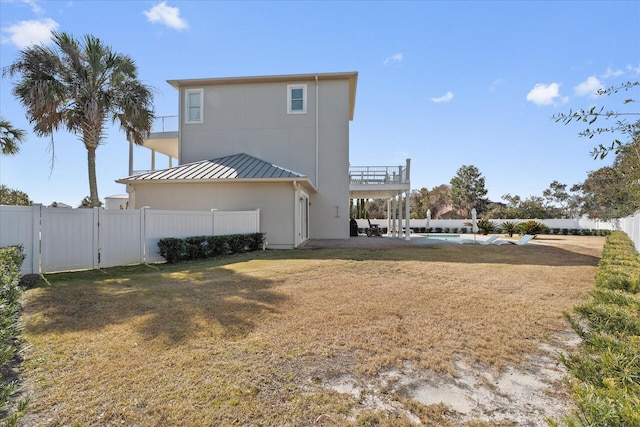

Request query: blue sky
[{"left": 0, "top": 0, "right": 638, "bottom": 207}]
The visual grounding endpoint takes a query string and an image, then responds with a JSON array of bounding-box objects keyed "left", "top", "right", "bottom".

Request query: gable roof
[
  {"left": 167, "top": 71, "right": 358, "bottom": 121},
  {"left": 117, "top": 153, "right": 310, "bottom": 184}
]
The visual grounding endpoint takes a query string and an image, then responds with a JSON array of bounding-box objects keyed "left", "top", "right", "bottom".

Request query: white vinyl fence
[
  {"left": 359, "top": 213, "right": 640, "bottom": 250},
  {"left": 0, "top": 205, "right": 261, "bottom": 275},
  {"left": 357, "top": 217, "right": 618, "bottom": 233},
  {"left": 614, "top": 210, "right": 640, "bottom": 250}
]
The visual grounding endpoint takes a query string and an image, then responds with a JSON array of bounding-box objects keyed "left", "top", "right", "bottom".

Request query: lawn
[{"left": 16, "top": 236, "right": 604, "bottom": 426}]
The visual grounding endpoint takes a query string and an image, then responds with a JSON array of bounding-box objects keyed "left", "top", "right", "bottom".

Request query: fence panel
[
  {"left": 98, "top": 210, "right": 144, "bottom": 268},
  {"left": 0, "top": 205, "right": 38, "bottom": 275},
  {"left": 143, "top": 209, "right": 214, "bottom": 263},
  {"left": 213, "top": 209, "right": 260, "bottom": 235},
  {"left": 41, "top": 207, "right": 97, "bottom": 273}
]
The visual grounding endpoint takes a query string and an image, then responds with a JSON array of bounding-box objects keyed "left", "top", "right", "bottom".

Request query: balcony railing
[
  {"left": 349, "top": 165, "right": 408, "bottom": 185},
  {"left": 150, "top": 115, "right": 178, "bottom": 133}
]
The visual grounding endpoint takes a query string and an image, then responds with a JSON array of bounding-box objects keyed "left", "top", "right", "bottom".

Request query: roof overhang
[
  {"left": 167, "top": 72, "right": 358, "bottom": 121},
  {"left": 117, "top": 176, "right": 317, "bottom": 193}
]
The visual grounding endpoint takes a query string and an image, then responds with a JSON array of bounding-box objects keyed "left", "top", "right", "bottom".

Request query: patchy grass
[{"left": 17, "top": 236, "right": 604, "bottom": 426}]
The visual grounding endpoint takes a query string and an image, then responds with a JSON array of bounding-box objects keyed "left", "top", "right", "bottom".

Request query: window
[
  {"left": 287, "top": 84, "right": 307, "bottom": 114},
  {"left": 185, "top": 89, "right": 203, "bottom": 123}
]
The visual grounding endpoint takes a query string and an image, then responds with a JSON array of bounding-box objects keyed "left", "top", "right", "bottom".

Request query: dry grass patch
[{"left": 17, "top": 236, "right": 604, "bottom": 426}]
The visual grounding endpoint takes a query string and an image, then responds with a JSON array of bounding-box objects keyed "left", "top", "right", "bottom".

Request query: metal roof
[{"left": 118, "top": 153, "right": 307, "bottom": 182}]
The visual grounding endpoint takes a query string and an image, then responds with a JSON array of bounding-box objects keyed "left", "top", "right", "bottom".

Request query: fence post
[
  {"left": 211, "top": 209, "right": 218, "bottom": 235},
  {"left": 31, "top": 204, "right": 42, "bottom": 274},
  {"left": 141, "top": 206, "right": 149, "bottom": 263},
  {"left": 93, "top": 208, "right": 100, "bottom": 269},
  {"left": 255, "top": 208, "right": 261, "bottom": 233}
]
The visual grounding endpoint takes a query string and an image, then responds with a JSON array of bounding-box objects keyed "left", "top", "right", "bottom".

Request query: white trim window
[
  {"left": 185, "top": 88, "right": 204, "bottom": 124},
  {"left": 287, "top": 84, "right": 307, "bottom": 114}
]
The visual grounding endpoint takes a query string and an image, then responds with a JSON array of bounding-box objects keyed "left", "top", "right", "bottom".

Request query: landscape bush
[
  {"left": 158, "top": 233, "right": 266, "bottom": 264},
  {"left": 517, "top": 220, "right": 549, "bottom": 236},
  {"left": 500, "top": 221, "right": 520, "bottom": 237},
  {"left": 557, "top": 231, "right": 640, "bottom": 426},
  {"left": 0, "top": 245, "right": 28, "bottom": 425}
]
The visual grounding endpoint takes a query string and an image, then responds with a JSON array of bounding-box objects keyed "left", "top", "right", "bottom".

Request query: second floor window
[
  {"left": 287, "top": 84, "right": 307, "bottom": 114},
  {"left": 185, "top": 89, "right": 203, "bottom": 123}
]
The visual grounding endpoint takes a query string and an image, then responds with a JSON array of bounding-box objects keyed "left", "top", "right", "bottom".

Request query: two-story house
[{"left": 118, "top": 72, "right": 358, "bottom": 248}]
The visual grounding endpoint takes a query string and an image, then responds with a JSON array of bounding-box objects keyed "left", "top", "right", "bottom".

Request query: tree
[
  {"left": 427, "top": 184, "right": 453, "bottom": 218},
  {"left": 0, "top": 118, "right": 26, "bottom": 155},
  {"left": 486, "top": 193, "right": 550, "bottom": 219},
  {"left": 4, "top": 31, "right": 155, "bottom": 207},
  {"left": 581, "top": 137, "right": 640, "bottom": 220},
  {"left": 78, "top": 196, "right": 102, "bottom": 208},
  {"left": 554, "top": 81, "right": 639, "bottom": 160},
  {"left": 409, "top": 187, "right": 429, "bottom": 219},
  {"left": 0, "top": 184, "right": 31, "bottom": 206},
  {"left": 450, "top": 165, "right": 489, "bottom": 217}
]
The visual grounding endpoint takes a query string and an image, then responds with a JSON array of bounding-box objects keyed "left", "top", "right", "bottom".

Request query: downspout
[{"left": 315, "top": 75, "right": 319, "bottom": 189}]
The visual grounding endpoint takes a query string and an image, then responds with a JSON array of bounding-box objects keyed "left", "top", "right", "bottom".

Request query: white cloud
[
  {"left": 1, "top": 18, "right": 58, "bottom": 48},
  {"left": 18, "top": 0, "right": 44, "bottom": 14},
  {"left": 600, "top": 67, "right": 624, "bottom": 79},
  {"left": 383, "top": 52, "right": 403, "bottom": 65},
  {"left": 628, "top": 64, "right": 640, "bottom": 76},
  {"left": 526, "top": 83, "right": 563, "bottom": 106},
  {"left": 489, "top": 78, "right": 504, "bottom": 92},
  {"left": 574, "top": 76, "right": 603, "bottom": 97},
  {"left": 431, "top": 91, "right": 454, "bottom": 103},
  {"left": 144, "top": 1, "right": 188, "bottom": 31}
]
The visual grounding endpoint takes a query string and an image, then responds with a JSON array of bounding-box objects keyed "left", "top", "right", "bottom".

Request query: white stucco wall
[{"left": 175, "top": 77, "right": 352, "bottom": 241}]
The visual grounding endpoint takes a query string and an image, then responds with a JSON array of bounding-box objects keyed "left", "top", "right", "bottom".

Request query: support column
[
  {"left": 398, "top": 193, "right": 403, "bottom": 239},
  {"left": 405, "top": 190, "right": 411, "bottom": 240}
]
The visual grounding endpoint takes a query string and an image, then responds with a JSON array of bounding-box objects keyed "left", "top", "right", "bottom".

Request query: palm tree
[
  {"left": 0, "top": 118, "right": 26, "bottom": 155},
  {"left": 4, "top": 31, "right": 154, "bottom": 207}
]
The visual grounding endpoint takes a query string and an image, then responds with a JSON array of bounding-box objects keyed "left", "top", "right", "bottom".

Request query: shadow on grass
[
  {"left": 26, "top": 258, "right": 287, "bottom": 344},
  {"left": 25, "top": 241, "right": 600, "bottom": 342}
]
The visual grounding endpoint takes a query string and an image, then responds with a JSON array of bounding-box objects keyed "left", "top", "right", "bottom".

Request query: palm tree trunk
[{"left": 87, "top": 146, "right": 99, "bottom": 207}]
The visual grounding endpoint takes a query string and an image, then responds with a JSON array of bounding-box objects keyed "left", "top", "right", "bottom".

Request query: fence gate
[
  {"left": 40, "top": 207, "right": 98, "bottom": 273},
  {"left": 98, "top": 209, "right": 145, "bottom": 268}
]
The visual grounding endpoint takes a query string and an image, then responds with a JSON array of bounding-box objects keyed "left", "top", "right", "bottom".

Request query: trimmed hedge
[
  {"left": 0, "top": 245, "right": 27, "bottom": 425},
  {"left": 557, "top": 231, "right": 640, "bottom": 426},
  {"left": 158, "top": 233, "right": 266, "bottom": 264}
]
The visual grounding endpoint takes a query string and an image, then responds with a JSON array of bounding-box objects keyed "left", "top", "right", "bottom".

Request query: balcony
[
  {"left": 349, "top": 160, "right": 411, "bottom": 200},
  {"left": 129, "top": 116, "right": 179, "bottom": 176}
]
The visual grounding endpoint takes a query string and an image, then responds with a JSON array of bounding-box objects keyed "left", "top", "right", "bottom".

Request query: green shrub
[
  {"left": 518, "top": 220, "right": 549, "bottom": 236},
  {"left": 558, "top": 232, "right": 640, "bottom": 426},
  {"left": 552, "top": 228, "right": 561, "bottom": 235},
  {"left": 500, "top": 221, "right": 520, "bottom": 237},
  {"left": 158, "top": 233, "right": 266, "bottom": 264},
  {"left": 157, "top": 238, "right": 187, "bottom": 263},
  {"left": 0, "top": 245, "right": 27, "bottom": 425}
]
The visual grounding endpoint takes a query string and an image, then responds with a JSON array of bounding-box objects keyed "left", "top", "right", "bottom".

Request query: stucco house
[{"left": 117, "top": 72, "right": 411, "bottom": 248}]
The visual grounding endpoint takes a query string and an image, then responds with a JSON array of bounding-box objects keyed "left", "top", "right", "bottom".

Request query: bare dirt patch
[{"left": 16, "top": 236, "right": 603, "bottom": 426}]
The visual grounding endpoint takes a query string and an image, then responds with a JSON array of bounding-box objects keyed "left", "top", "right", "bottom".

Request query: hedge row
[
  {"left": 158, "top": 233, "right": 266, "bottom": 263},
  {"left": 557, "top": 231, "right": 640, "bottom": 426},
  {"left": 0, "top": 246, "right": 27, "bottom": 425}
]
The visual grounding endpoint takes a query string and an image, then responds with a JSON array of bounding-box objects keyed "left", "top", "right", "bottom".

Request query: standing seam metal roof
[{"left": 121, "top": 153, "right": 307, "bottom": 181}]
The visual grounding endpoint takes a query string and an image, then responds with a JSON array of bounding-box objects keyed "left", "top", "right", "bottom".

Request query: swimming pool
[{"left": 415, "top": 234, "right": 490, "bottom": 243}]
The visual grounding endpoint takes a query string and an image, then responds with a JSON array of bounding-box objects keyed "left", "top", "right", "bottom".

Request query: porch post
[
  {"left": 398, "top": 193, "right": 403, "bottom": 239},
  {"left": 405, "top": 190, "right": 411, "bottom": 240}
]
